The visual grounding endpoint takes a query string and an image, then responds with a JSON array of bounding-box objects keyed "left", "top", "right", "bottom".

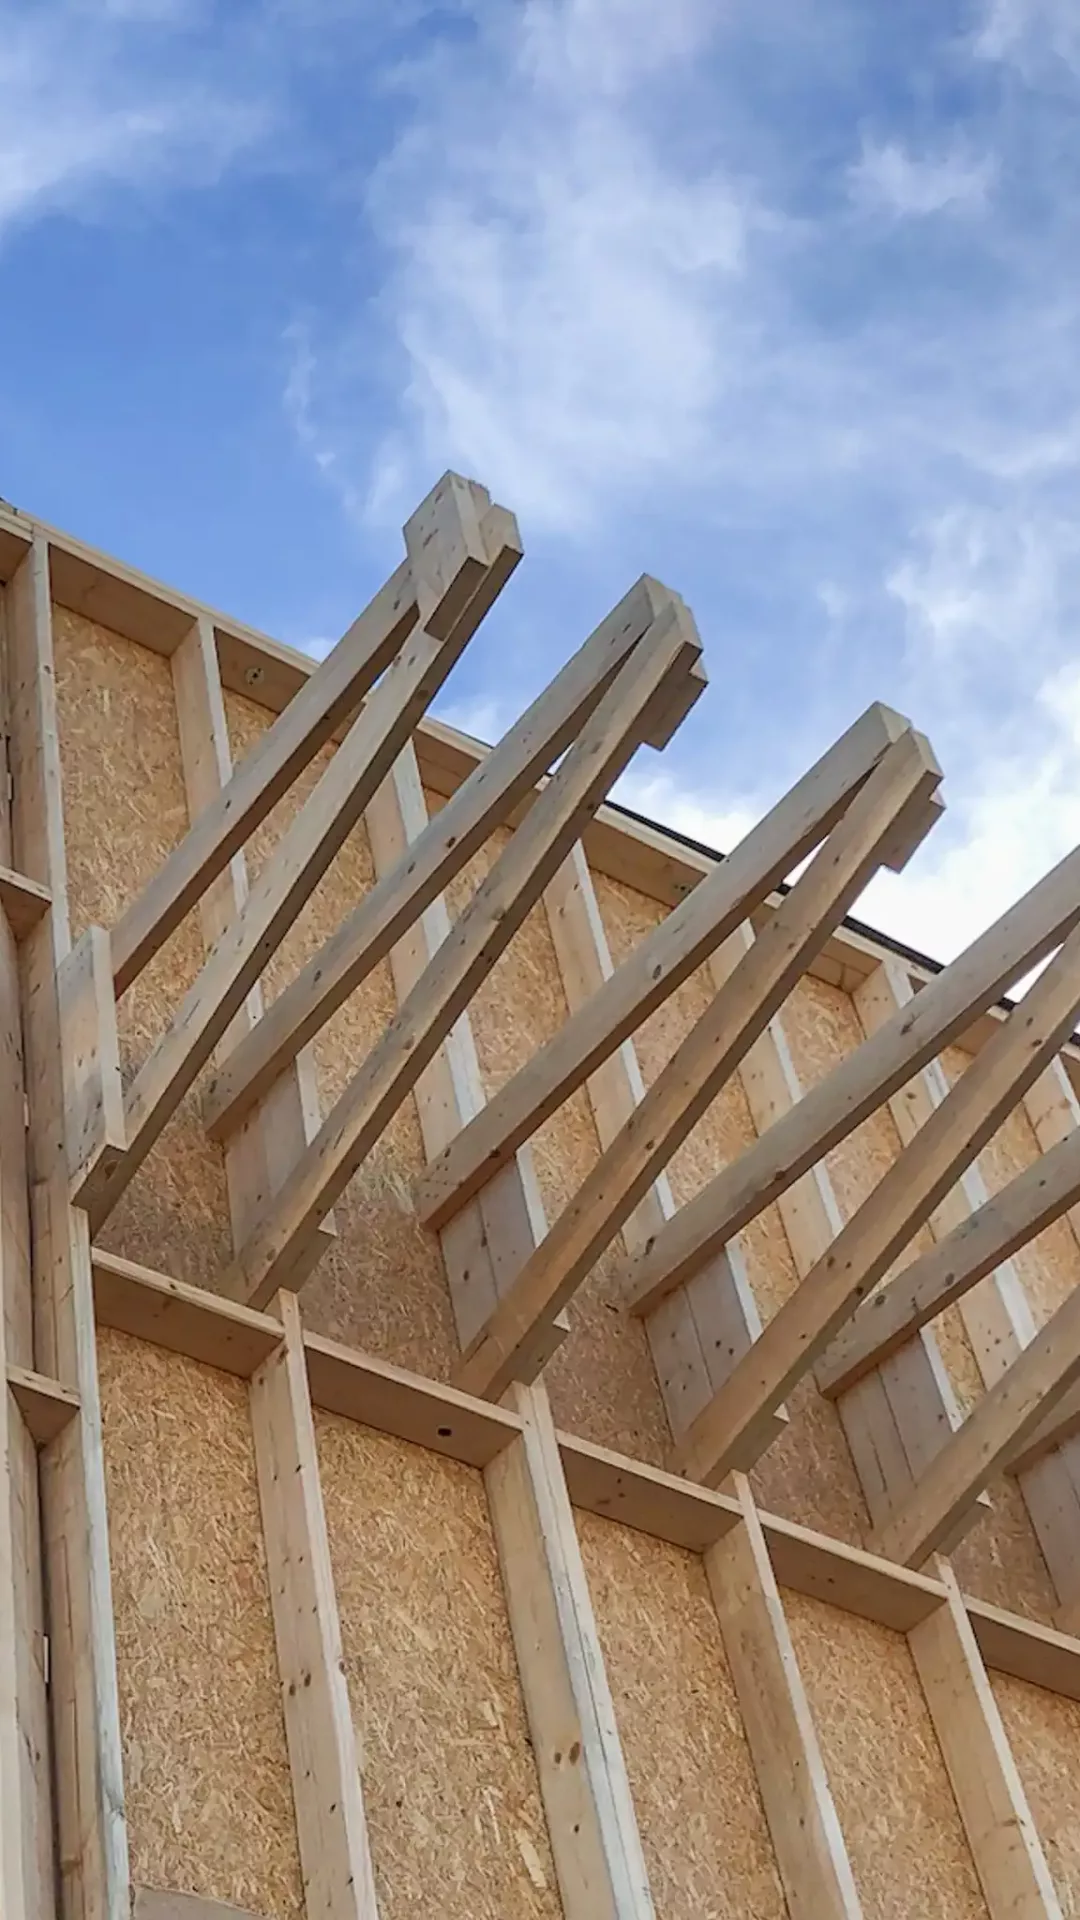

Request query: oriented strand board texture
[
  {"left": 442, "top": 828, "right": 672, "bottom": 1464},
  {"left": 316, "top": 1414, "right": 560, "bottom": 1920},
  {"left": 787, "top": 977, "right": 1059, "bottom": 1623},
  {"left": 992, "top": 1672, "right": 1080, "bottom": 1910},
  {"left": 53, "top": 610, "right": 232, "bottom": 1282},
  {"left": 578, "top": 1512, "right": 786, "bottom": 1919},
  {"left": 597, "top": 875, "right": 871, "bottom": 1542},
  {"left": 783, "top": 1591, "right": 986, "bottom": 1919},
  {"left": 225, "top": 697, "right": 459, "bottom": 1376},
  {"left": 98, "top": 1327, "right": 301, "bottom": 1917}
]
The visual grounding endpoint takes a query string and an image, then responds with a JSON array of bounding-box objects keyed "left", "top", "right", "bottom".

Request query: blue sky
[{"left": 2, "top": 0, "right": 1079, "bottom": 968}]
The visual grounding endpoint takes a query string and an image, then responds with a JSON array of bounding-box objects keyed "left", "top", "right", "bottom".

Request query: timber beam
[
  {"left": 416, "top": 701, "right": 932, "bottom": 1232},
  {"left": 664, "top": 915, "right": 1080, "bottom": 1489},
  {"left": 454, "top": 729, "right": 942, "bottom": 1400}
]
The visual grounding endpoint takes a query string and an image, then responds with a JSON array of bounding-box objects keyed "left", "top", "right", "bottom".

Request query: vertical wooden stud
[
  {"left": 249, "top": 1293, "right": 380, "bottom": 1919},
  {"left": 4, "top": 534, "right": 130, "bottom": 1920},
  {"left": 364, "top": 744, "right": 656, "bottom": 1920}
]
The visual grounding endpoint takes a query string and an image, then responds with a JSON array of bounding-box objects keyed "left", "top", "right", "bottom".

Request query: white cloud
[
  {"left": 0, "top": 3, "right": 270, "bottom": 236},
  {"left": 848, "top": 138, "right": 995, "bottom": 218},
  {"left": 975, "top": 0, "right": 1080, "bottom": 73}
]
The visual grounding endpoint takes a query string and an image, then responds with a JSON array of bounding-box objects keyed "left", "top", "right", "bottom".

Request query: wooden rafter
[
  {"left": 203, "top": 575, "right": 696, "bottom": 1140},
  {"left": 221, "top": 599, "right": 703, "bottom": 1308},
  {"left": 417, "top": 701, "right": 932, "bottom": 1232},
  {"left": 819, "top": 1125, "right": 1080, "bottom": 1396},
  {"left": 622, "top": 840, "right": 1080, "bottom": 1312},
  {"left": 70, "top": 495, "right": 522, "bottom": 1233},
  {"left": 666, "top": 916, "right": 1080, "bottom": 1489},
  {"left": 110, "top": 473, "right": 517, "bottom": 995},
  {"left": 455, "top": 729, "right": 942, "bottom": 1400}
]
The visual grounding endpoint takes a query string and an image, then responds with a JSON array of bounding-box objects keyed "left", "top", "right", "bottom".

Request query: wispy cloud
[{"left": 848, "top": 138, "right": 995, "bottom": 218}]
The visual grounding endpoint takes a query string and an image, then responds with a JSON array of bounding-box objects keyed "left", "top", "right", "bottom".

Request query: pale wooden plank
[
  {"left": 110, "top": 473, "right": 520, "bottom": 994},
  {"left": 418, "top": 701, "right": 919, "bottom": 1230},
  {"left": 704, "top": 1477, "right": 864, "bottom": 1920},
  {"left": 171, "top": 615, "right": 335, "bottom": 1282},
  {"left": 364, "top": 743, "right": 658, "bottom": 1920},
  {"left": 908, "top": 1561, "right": 1062, "bottom": 1919},
  {"left": 204, "top": 576, "right": 683, "bottom": 1137},
  {"left": 249, "top": 1293, "right": 380, "bottom": 1918},
  {"left": 225, "top": 601, "right": 701, "bottom": 1308},
  {"left": 5, "top": 533, "right": 131, "bottom": 1917},
  {"left": 557, "top": 1430, "right": 741, "bottom": 1552},
  {"left": 967, "top": 1597, "right": 1080, "bottom": 1701},
  {"left": 0, "top": 865, "right": 50, "bottom": 941},
  {"left": 457, "top": 731, "right": 941, "bottom": 1399},
  {"left": 60, "top": 925, "right": 126, "bottom": 1210},
  {"left": 666, "top": 916, "right": 1080, "bottom": 1489},
  {"left": 873, "top": 1275, "right": 1080, "bottom": 1565},
  {"left": 133, "top": 1888, "right": 269, "bottom": 1920},
  {"left": 302, "top": 1329, "right": 521, "bottom": 1470},
  {"left": 90, "top": 1246, "right": 281, "bottom": 1378},
  {"left": 620, "top": 840, "right": 1080, "bottom": 1307}
]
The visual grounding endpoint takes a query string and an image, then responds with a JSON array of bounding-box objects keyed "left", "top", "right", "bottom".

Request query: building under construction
[{"left": 3, "top": 471, "right": 1080, "bottom": 1920}]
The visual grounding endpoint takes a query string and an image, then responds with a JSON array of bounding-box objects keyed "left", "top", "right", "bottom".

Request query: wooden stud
[
  {"left": 224, "top": 601, "right": 701, "bottom": 1308},
  {"left": 133, "top": 1890, "right": 271, "bottom": 1920},
  {"left": 172, "top": 615, "right": 335, "bottom": 1280},
  {"left": 908, "top": 1559, "right": 1062, "bottom": 1919},
  {"left": 418, "top": 701, "right": 925, "bottom": 1230},
  {"left": 542, "top": 841, "right": 788, "bottom": 1449},
  {"left": 874, "top": 1276, "right": 1080, "bottom": 1566},
  {"left": 665, "top": 916, "right": 1080, "bottom": 1490},
  {"left": 109, "top": 473, "right": 520, "bottom": 994},
  {"left": 363, "top": 743, "right": 658, "bottom": 1920},
  {"left": 59, "top": 926, "right": 126, "bottom": 1211},
  {"left": 841, "top": 959, "right": 1080, "bottom": 1622},
  {"left": 621, "top": 839, "right": 1080, "bottom": 1307},
  {"left": 819, "top": 1124, "right": 1080, "bottom": 1395},
  {"left": 5, "top": 533, "right": 131, "bottom": 1919},
  {"left": 457, "top": 731, "right": 940, "bottom": 1399},
  {"left": 704, "top": 1476, "right": 864, "bottom": 1919},
  {"left": 249, "top": 1292, "right": 380, "bottom": 1919},
  {"left": 204, "top": 576, "right": 689, "bottom": 1138},
  {"left": 80, "top": 1233, "right": 1080, "bottom": 1698}
]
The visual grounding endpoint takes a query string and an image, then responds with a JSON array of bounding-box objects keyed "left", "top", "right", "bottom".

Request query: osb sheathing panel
[
  {"left": 596, "top": 874, "right": 870, "bottom": 1543},
  {"left": 53, "top": 609, "right": 232, "bottom": 1282},
  {"left": 97, "top": 1326, "right": 301, "bottom": 1918},
  {"left": 943, "top": 1043, "right": 1080, "bottom": 1327},
  {"left": 785, "top": 976, "right": 1058, "bottom": 1623},
  {"left": 783, "top": 1590, "right": 987, "bottom": 1919},
  {"left": 440, "top": 823, "right": 672, "bottom": 1464},
  {"left": 577, "top": 1511, "right": 786, "bottom": 1919},
  {"left": 992, "top": 1671, "right": 1080, "bottom": 1910},
  {"left": 316, "top": 1412, "right": 561, "bottom": 1920},
  {"left": 225, "top": 696, "right": 458, "bottom": 1376}
]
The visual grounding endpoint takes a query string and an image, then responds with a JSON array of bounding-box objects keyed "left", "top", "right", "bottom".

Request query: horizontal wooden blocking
[
  {"left": 621, "top": 839, "right": 1080, "bottom": 1309},
  {"left": 666, "top": 917, "right": 1080, "bottom": 1489},
  {"left": 204, "top": 574, "right": 693, "bottom": 1139},
  {"left": 820, "top": 1126, "right": 1080, "bottom": 1397},
  {"left": 90, "top": 1245, "right": 284, "bottom": 1377},
  {"left": 7, "top": 1366, "right": 81, "bottom": 1445},
  {"left": 111, "top": 471, "right": 519, "bottom": 995},
  {"left": 78, "top": 513, "right": 520, "bottom": 1232},
  {"left": 222, "top": 600, "right": 702, "bottom": 1307},
  {"left": 0, "top": 864, "right": 50, "bottom": 941},
  {"left": 249, "top": 1292, "right": 380, "bottom": 1920},
  {"left": 59, "top": 924, "right": 126, "bottom": 1211},
  {"left": 456, "top": 731, "right": 941, "bottom": 1399},
  {"left": 133, "top": 1890, "right": 273, "bottom": 1920},
  {"left": 873, "top": 1274, "right": 1080, "bottom": 1567},
  {"left": 417, "top": 701, "right": 925, "bottom": 1232},
  {"left": 542, "top": 843, "right": 788, "bottom": 1452},
  {"left": 704, "top": 1477, "right": 863, "bottom": 1920},
  {"left": 487, "top": 1384, "right": 657, "bottom": 1919},
  {"left": 908, "top": 1562, "right": 1063, "bottom": 1920}
]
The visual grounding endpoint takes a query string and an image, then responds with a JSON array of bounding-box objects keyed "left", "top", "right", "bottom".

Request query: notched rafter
[
  {"left": 454, "top": 728, "right": 941, "bottom": 1400},
  {"left": 666, "top": 913, "right": 1080, "bottom": 1490},
  {"left": 220, "top": 595, "right": 705, "bottom": 1308}
]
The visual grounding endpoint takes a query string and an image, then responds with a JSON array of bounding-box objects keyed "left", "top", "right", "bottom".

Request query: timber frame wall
[{"left": 4, "top": 482, "right": 1080, "bottom": 1919}]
